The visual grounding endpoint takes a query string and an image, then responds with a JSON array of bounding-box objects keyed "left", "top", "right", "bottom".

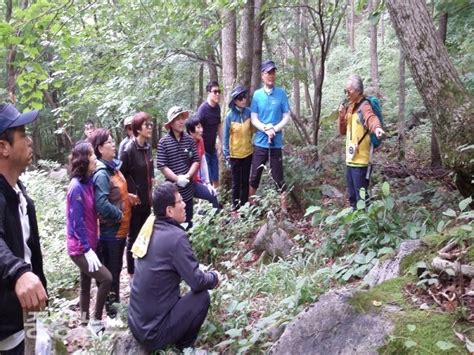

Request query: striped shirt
[{"left": 156, "top": 131, "right": 199, "bottom": 202}]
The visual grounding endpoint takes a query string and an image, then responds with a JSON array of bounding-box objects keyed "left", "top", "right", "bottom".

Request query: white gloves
[
  {"left": 84, "top": 249, "right": 102, "bottom": 273},
  {"left": 206, "top": 184, "right": 217, "bottom": 196},
  {"left": 375, "top": 127, "right": 385, "bottom": 139},
  {"left": 176, "top": 175, "right": 190, "bottom": 187}
]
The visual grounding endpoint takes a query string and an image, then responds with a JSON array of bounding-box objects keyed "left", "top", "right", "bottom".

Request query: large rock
[
  {"left": 253, "top": 211, "right": 294, "bottom": 258},
  {"left": 112, "top": 330, "right": 149, "bottom": 355},
  {"left": 321, "top": 184, "right": 343, "bottom": 199},
  {"left": 270, "top": 288, "right": 394, "bottom": 355},
  {"left": 364, "top": 239, "right": 424, "bottom": 287}
]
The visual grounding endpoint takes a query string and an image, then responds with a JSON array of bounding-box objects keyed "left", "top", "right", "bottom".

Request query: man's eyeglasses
[
  {"left": 210, "top": 89, "right": 221, "bottom": 95},
  {"left": 235, "top": 94, "right": 247, "bottom": 101},
  {"left": 173, "top": 198, "right": 184, "bottom": 206}
]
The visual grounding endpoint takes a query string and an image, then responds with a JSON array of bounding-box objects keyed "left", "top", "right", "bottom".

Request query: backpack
[{"left": 357, "top": 96, "right": 384, "bottom": 148}]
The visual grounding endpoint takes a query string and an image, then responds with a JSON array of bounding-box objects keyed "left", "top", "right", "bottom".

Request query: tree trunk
[
  {"left": 250, "top": 0, "right": 265, "bottom": 95},
  {"left": 430, "top": 12, "right": 448, "bottom": 168},
  {"left": 398, "top": 47, "right": 406, "bottom": 161},
  {"left": 202, "top": 16, "right": 218, "bottom": 82},
  {"left": 197, "top": 63, "right": 204, "bottom": 109},
  {"left": 349, "top": 0, "right": 355, "bottom": 51},
  {"left": 386, "top": 0, "right": 474, "bottom": 196},
  {"left": 221, "top": 8, "right": 237, "bottom": 110},
  {"left": 368, "top": 0, "right": 380, "bottom": 95},
  {"left": 237, "top": 0, "right": 254, "bottom": 89},
  {"left": 293, "top": 6, "right": 301, "bottom": 119}
]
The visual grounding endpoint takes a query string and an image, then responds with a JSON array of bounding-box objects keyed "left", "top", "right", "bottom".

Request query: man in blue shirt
[{"left": 249, "top": 60, "right": 291, "bottom": 209}]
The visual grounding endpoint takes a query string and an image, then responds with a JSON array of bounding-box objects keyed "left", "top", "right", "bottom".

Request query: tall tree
[
  {"left": 398, "top": 47, "right": 406, "bottom": 161},
  {"left": 368, "top": 0, "right": 380, "bottom": 95},
  {"left": 386, "top": 0, "right": 474, "bottom": 196},
  {"left": 221, "top": 7, "right": 237, "bottom": 108},
  {"left": 237, "top": 0, "right": 255, "bottom": 88},
  {"left": 250, "top": 0, "right": 266, "bottom": 95},
  {"left": 430, "top": 11, "right": 448, "bottom": 168}
]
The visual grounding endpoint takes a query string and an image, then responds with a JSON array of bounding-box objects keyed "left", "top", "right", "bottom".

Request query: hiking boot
[{"left": 88, "top": 320, "right": 105, "bottom": 336}]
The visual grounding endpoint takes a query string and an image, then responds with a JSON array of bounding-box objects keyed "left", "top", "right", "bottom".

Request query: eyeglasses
[
  {"left": 210, "top": 89, "right": 221, "bottom": 95},
  {"left": 144, "top": 122, "right": 154, "bottom": 128},
  {"left": 235, "top": 94, "right": 247, "bottom": 101},
  {"left": 173, "top": 198, "right": 184, "bottom": 206}
]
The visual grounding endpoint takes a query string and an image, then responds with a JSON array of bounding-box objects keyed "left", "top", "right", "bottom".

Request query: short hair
[
  {"left": 348, "top": 75, "right": 364, "bottom": 94},
  {"left": 89, "top": 128, "right": 110, "bottom": 159},
  {"left": 132, "top": 112, "right": 152, "bottom": 137},
  {"left": 185, "top": 115, "right": 201, "bottom": 134},
  {"left": 69, "top": 142, "right": 93, "bottom": 182},
  {"left": 206, "top": 80, "right": 219, "bottom": 92},
  {"left": 153, "top": 182, "right": 179, "bottom": 217},
  {"left": 84, "top": 119, "right": 95, "bottom": 128},
  {"left": 0, "top": 127, "right": 16, "bottom": 145}
]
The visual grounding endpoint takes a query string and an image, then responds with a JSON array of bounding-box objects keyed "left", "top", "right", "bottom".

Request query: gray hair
[{"left": 348, "top": 75, "right": 364, "bottom": 94}]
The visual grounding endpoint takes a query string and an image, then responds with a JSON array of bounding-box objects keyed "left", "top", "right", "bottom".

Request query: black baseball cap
[{"left": 0, "top": 104, "right": 39, "bottom": 135}]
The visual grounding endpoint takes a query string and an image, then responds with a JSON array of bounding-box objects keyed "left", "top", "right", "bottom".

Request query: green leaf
[
  {"left": 382, "top": 182, "right": 390, "bottom": 196},
  {"left": 443, "top": 208, "right": 457, "bottom": 218},
  {"left": 437, "top": 220, "right": 445, "bottom": 233},
  {"left": 407, "top": 324, "right": 416, "bottom": 332},
  {"left": 305, "top": 205, "right": 321, "bottom": 217},
  {"left": 365, "top": 251, "right": 376, "bottom": 263},
  {"left": 435, "top": 340, "right": 455, "bottom": 351},
  {"left": 404, "top": 340, "right": 417, "bottom": 349},
  {"left": 225, "top": 328, "right": 242, "bottom": 338},
  {"left": 459, "top": 197, "right": 472, "bottom": 212},
  {"left": 356, "top": 199, "right": 366, "bottom": 210},
  {"left": 354, "top": 253, "right": 367, "bottom": 264},
  {"left": 377, "top": 247, "right": 394, "bottom": 256}
]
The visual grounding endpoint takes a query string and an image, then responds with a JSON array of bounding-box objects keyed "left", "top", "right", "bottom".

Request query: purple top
[{"left": 66, "top": 177, "right": 98, "bottom": 256}]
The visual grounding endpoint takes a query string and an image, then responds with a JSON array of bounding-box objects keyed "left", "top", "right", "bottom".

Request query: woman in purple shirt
[{"left": 66, "top": 142, "right": 112, "bottom": 335}]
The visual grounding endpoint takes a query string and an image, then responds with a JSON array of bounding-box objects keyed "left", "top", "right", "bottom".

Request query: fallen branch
[{"left": 432, "top": 256, "right": 474, "bottom": 278}]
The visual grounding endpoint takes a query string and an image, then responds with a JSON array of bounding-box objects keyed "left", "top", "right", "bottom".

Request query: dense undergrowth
[{"left": 21, "top": 134, "right": 473, "bottom": 354}]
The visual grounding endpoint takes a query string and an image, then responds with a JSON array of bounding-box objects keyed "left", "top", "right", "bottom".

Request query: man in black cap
[
  {"left": 249, "top": 60, "right": 291, "bottom": 209},
  {"left": 0, "top": 103, "right": 48, "bottom": 354}
]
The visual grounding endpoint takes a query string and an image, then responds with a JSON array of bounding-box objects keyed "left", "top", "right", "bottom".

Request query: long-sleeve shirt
[
  {"left": 66, "top": 177, "right": 98, "bottom": 255},
  {"left": 128, "top": 217, "right": 217, "bottom": 343}
]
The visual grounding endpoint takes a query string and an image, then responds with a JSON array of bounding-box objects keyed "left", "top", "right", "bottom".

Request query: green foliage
[{"left": 22, "top": 169, "right": 77, "bottom": 298}]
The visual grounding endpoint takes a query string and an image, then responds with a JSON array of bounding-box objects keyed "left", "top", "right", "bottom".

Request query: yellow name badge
[{"left": 131, "top": 214, "right": 155, "bottom": 258}]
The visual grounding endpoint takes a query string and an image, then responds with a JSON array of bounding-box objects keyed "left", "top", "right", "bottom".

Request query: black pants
[
  {"left": 126, "top": 206, "right": 151, "bottom": 275},
  {"left": 184, "top": 198, "right": 194, "bottom": 230},
  {"left": 249, "top": 146, "right": 286, "bottom": 191},
  {"left": 143, "top": 290, "right": 210, "bottom": 351},
  {"left": 230, "top": 155, "right": 252, "bottom": 210},
  {"left": 70, "top": 254, "right": 112, "bottom": 322},
  {"left": 97, "top": 239, "right": 126, "bottom": 316},
  {"left": 0, "top": 341, "right": 24, "bottom": 355}
]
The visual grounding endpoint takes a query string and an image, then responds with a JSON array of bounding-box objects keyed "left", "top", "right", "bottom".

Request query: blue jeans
[
  {"left": 346, "top": 165, "right": 370, "bottom": 208},
  {"left": 194, "top": 182, "right": 220, "bottom": 210},
  {"left": 205, "top": 151, "right": 219, "bottom": 183}
]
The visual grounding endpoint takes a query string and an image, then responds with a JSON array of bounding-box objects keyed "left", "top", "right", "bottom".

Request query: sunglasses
[
  {"left": 235, "top": 94, "right": 247, "bottom": 101},
  {"left": 210, "top": 89, "right": 221, "bottom": 95}
]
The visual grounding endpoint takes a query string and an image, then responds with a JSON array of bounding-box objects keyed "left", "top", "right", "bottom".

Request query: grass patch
[
  {"left": 349, "top": 277, "right": 409, "bottom": 313},
  {"left": 379, "top": 311, "right": 467, "bottom": 354}
]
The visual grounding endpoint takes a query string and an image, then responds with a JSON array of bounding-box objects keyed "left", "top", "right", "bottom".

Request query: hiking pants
[
  {"left": 346, "top": 165, "right": 370, "bottom": 208},
  {"left": 127, "top": 206, "right": 151, "bottom": 275},
  {"left": 230, "top": 155, "right": 252, "bottom": 210},
  {"left": 143, "top": 290, "right": 211, "bottom": 351},
  {"left": 70, "top": 254, "right": 112, "bottom": 323},
  {"left": 249, "top": 146, "right": 286, "bottom": 191}
]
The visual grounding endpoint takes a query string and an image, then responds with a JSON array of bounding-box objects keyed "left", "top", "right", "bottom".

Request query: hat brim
[
  {"left": 164, "top": 110, "right": 189, "bottom": 129},
  {"left": 262, "top": 65, "right": 277, "bottom": 73},
  {"left": 8, "top": 110, "right": 40, "bottom": 130}
]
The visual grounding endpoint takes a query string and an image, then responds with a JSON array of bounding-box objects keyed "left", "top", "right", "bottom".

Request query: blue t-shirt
[{"left": 250, "top": 86, "right": 290, "bottom": 148}]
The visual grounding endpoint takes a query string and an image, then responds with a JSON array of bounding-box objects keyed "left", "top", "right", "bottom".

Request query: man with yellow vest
[{"left": 338, "top": 75, "right": 385, "bottom": 208}]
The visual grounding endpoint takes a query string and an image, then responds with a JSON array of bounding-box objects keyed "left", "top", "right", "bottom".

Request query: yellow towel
[{"left": 131, "top": 214, "right": 155, "bottom": 258}]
